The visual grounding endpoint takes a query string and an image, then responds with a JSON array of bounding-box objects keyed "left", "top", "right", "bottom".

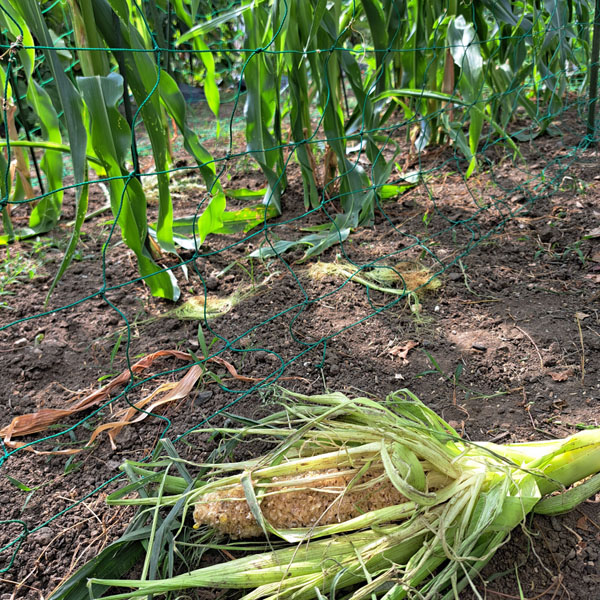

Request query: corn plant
[
  {"left": 0, "top": 0, "right": 229, "bottom": 300},
  {"left": 0, "top": 0, "right": 593, "bottom": 290},
  {"left": 180, "top": 0, "right": 591, "bottom": 259}
]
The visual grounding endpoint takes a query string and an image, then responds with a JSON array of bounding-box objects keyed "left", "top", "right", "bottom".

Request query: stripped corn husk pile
[
  {"left": 64, "top": 388, "right": 600, "bottom": 600},
  {"left": 308, "top": 259, "right": 442, "bottom": 296}
]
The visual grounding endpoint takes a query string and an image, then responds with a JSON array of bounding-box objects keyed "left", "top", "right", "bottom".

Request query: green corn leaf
[
  {"left": 250, "top": 239, "right": 309, "bottom": 259},
  {"left": 176, "top": 3, "right": 252, "bottom": 44},
  {"left": 92, "top": 0, "right": 175, "bottom": 254},
  {"left": 194, "top": 191, "right": 227, "bottom": 245},
  {"left": 243, "top": 4, "right": 285, "bottom": 213},
  {"left": 480, "top": 0, "right": 533, "bottom": 32},
  {"left": 225, "top": 187, "right": 267, "bottom": 201},
  {"left": 148, "top": 203, "right": 230, "bottom": 252},
  {"left": 155, "top": 71, "right": 226, "bottom": 249},
  {"left": 213, "top": 203, "right": 279, "bottom": 235},
  {"left": 379, "top": 183, "right": 417, "bottom": 198},
  {"left": 131, "top": 56, "right": 174, "bottom": 253},
  {"left": 447, "top": 15, "right": 484, "bottom": 104},
  {"left": 250, "top": 227, "right": 353, "bottom": 261},
  {"left": 25, "top": 81, "right": 64, "bottom": 234},
  {"left": 439, "top": 114, "right": 473, "bottom": 167},
  {"left": 302, "top": 226, "right": 352, "bottom": 259},
  {"left": 170, "top": 0, "right": 192, "bottom": 26},
  {"left": 304, "top": 0, "right": 328, "bottom": 50},
  {"left": 373, "top": 88, "right": 468, "bottom": 106},
  {"left": 78, "top": 73, "right": 179, "bottom": 300},
  {"left": 0, "top": 2, "right": 34, "bottom": 78},
  {"left": 156, "top": 70, "right": 221, "bottom": 194},
  {"left": 47, "top": 532, "right": 148, "bottom": 600},
  {"left": 339, "top": 51, "right": 392, "bottom": 185},
  {"left": 285, "top": 1, "right": 319, "bottom": 208},
  {"left": 171, "top": 0, "right": 224, "bottom": 131},
  {"left": 194, "top": 36, "right": 220, "bottom": 128},
  {"left": 359, "top": 0, "right": 389, "bottom": 94},
  {"left": 68, "top": 0, "right": 111, "bottom": 76},
  {"left": 14, "top": 0, "right": 88, "bottom": 299}
]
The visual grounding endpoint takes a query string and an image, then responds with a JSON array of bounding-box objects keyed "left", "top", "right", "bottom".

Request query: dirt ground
[{"left": 1, "top": 108, "right": 600, "bottom": 599}]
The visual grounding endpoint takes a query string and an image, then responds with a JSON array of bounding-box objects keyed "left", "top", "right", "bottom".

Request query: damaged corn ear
[
  {"left": 186, "top": 390, "right": 462, "bottom": 540},
  {"left": 82, "top": 389, "right": 600, "bottom": 600},
  {"left": 193, "top": 469, "right": 407, "bottom": 539}
]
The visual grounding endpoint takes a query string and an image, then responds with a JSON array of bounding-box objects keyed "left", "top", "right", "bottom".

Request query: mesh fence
[{"left": 0, "top": 0, "right": 598, "bottom": 586}]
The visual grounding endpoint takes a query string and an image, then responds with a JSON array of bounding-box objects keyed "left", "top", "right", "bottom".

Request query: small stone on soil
[
  {"left": 205, "top": 276, "right": 219, "bottom": 290},
  {"left": 538, "top": 225, "right": 557, "bottom": 243}
]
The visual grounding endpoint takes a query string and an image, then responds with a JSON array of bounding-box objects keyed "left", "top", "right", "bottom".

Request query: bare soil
[{"left": 1, "top": 109, "right": 600, "bottom": 599}]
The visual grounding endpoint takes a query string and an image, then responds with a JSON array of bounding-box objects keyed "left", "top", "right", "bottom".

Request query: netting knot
[{"left": 0, "top": 35, "right": 23, "bottom": 62}]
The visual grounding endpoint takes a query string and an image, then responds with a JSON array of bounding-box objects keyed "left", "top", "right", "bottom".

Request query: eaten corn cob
[{"left": 193, "top": 468, "right": 406, "bottom": 538}]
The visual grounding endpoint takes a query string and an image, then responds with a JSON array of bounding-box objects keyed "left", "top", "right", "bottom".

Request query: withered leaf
[
  {"left": 547, "top": 368, "right": 574, "bottom": 382},
  {"left": 389, "top": 340, "right": 419, "bottom": 363},
  {"left": 577, "top": 516, "right": 590, "bottom": 532}
]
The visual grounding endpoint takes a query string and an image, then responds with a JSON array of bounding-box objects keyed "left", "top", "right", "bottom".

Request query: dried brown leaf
[
  {"left": 585, "top": 226, "right": 600, "bottom": 239},
  {"left": 389, "top": 340, "right": 419, "bottom": 363},
  {"left": 86, "top": 364, "right": 204, "bottom": 449},
  {"left": 0, "top": 349, "right": 190, "bottom": 442},
  {"left": 577, "top": 516, "right": 590, "bottom": 532},
  {"left": 547, "top": 368, "right": 574, "bottom": 382},
  {"left": 1, "top": 348, "right": 306, "bottom": 455}
]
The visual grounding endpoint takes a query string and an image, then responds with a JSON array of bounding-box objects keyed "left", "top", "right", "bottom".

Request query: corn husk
[
  {"left": 84, "top": 388, "right": 600, "bottom": 600},
  {"left": 308, "top": 259, "right": 441, "bottom": 295}
]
